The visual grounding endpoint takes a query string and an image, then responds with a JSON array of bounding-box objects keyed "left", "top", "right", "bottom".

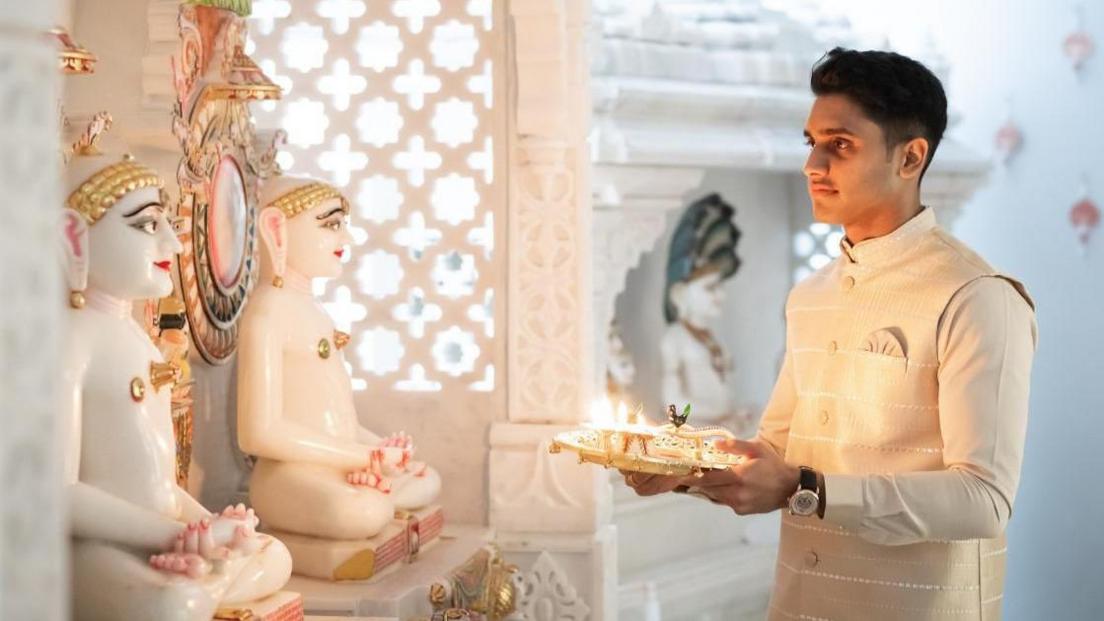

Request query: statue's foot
[
  {"left": 149, "top": 552, "right": 210, "bottom": 579},
  {"left": 347, "top": 470, "right": 392, "bottom": 493}
]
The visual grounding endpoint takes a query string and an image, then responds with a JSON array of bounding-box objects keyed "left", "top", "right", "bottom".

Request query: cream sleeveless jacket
[{"left": 759, "top": 208, "right": 1037, "bottom": 620}]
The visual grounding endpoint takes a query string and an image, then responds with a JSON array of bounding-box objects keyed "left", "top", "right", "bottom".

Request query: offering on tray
[{"left": 549, "top": 401, "right": 744, "bottom": 476}]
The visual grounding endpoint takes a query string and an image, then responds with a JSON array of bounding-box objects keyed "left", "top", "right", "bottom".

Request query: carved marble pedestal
[
  {"left": 286, "top": 525, "right": 491, "bottom": 618},
  {"left": 267, "top": 506, "right": 445, "bottom": 582}
]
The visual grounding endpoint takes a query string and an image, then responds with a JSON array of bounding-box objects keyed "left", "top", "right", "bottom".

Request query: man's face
[{"left": 802, "top": 94, "right": 904, "bottom": 228}]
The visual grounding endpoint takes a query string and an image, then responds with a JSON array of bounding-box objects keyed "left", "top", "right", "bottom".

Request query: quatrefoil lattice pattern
[{"left": 250, "top": 0, "right": 499, "bottom": 393}]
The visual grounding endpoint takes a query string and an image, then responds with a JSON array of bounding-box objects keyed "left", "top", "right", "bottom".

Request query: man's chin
[{"left": 810, "top": 198, "right": 844, "bottom": 225}]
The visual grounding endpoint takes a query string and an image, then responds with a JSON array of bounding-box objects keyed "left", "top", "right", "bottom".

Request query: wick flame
[{"left": 589, "top": 397, "right": 615, "bottom": 428}]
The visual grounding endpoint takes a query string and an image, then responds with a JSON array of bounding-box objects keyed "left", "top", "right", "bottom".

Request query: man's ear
[
  {"left": 259, "top": 207, "right": 288, "bottom": 278},
  {"left": 60, "top": 209, "right": 89, "bottom": 293},
  {"left": 900, "top": 137, "right": 930, "bottom": 180}
]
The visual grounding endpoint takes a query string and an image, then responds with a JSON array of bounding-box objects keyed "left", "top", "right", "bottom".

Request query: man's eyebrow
[
  {"left": 122, "top": 202, "right": 163, "bottom": 218},
  {"left": 315, "top": 207, "right": 346, "bottom": 220},
  {"left": 805, "top": 127, "right": 858, "bottom": 138}
]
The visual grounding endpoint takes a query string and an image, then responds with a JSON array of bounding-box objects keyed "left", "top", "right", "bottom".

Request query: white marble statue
[
  {"left": 606, "top": 320, "right": 636, "bottom": 404},
  {"left": 59, "top": 131, "right": 292, "bottom": 621},
  {"left": 660, "top": 193, "right": 752, "bottom": 433},
  {"left": 237, "top": 175, "right": 440, "bottom": 546}
]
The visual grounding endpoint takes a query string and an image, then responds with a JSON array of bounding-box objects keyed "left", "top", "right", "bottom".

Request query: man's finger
[
  {"left": 716, "top": 437, "right": 761, "bottom": 458},
  {"left": 693, "top": 468, "right": 742, "bottom": 487}
]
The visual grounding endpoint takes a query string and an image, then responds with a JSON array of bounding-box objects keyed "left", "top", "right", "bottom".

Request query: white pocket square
[{"left": 862, "top": 328, "right": 906, "bottom": 358}]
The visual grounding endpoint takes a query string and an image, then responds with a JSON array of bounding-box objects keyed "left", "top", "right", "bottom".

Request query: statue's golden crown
[
  {"left": 268, "top": 181, "right": 349, "bottom": 220},
  {"left": 65, "top": 113, "right": 165, "bottom": 225}
]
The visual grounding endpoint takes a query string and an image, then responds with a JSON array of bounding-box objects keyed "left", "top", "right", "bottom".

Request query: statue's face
[
  {"left": 285, "top": 197, "right": 352, "bottom": 280},
  {"left": 607, "top": 331, "right": 636, "bottom": 386},
  {"left": 86, "top": 186, "right": 182, "bottom": 300},
  {"left": 679, "top": 270, "right": 724, "bottom": 326}
]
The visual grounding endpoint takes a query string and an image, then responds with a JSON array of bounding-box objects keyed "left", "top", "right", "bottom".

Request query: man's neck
[{"left": 843, "top": 198, "right": 923, "bottom": 244}]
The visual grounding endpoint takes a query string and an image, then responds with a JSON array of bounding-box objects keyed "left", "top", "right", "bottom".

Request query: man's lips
[
  {"left": 154, "top": 260, "right": 172, "bottom": 272},
  {"left": 809, "top": 184, "right": 838, "bottom": 195}
]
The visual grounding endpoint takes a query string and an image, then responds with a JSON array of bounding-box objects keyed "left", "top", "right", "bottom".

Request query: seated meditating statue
[
  {"left": 237, "top": 175, "right": 441, "bottom": 577},
  {"left": 59, "top": 121, "right": 293, "bottom": 621},
  {"left": 660, "top": 193, "right": 753, "bottom": 434}
]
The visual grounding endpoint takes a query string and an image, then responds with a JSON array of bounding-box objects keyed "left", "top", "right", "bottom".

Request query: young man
[{"left": 623, "top": 48, "right": 1037, "bottom": 619}]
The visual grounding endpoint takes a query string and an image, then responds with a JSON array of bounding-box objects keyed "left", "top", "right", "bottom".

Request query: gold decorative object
[
  {"left": 69, "top": 290, "right": 86, "bottom": 309},
  {"left": 51, "top": 26, "right": 97, "bottom": 74},
  {"left": 143, "top": 295, "right": 196, "bottom": 487},
  {"left": 333, "top": 549, "right": 375, "bottom": 581},
  {"left": 65, "top": 111, "right": 112, "bottom": 162},
  {"left": 205, "top": 48, "right": 281, "bottom": 102},
  {"left": 271, "top": 275, "right": 283, "bottom": 288},
  {"left": 269, "top": 182, "right": 350, "bottom": 220},
  {"left": 172, "top": 1, "right": 281, "bottom": 363},
  {"left": 317, "top": 338, "right": 331, "bottom": 360},
  {"left": 149, "top": 361, "right": 182, "bottom": 392},
  {"left": 129, "top": 377, "right": 146, "bottom": 402},
  {"left": 428, "top": 545, "right": 517, "bottom": 621},
  {"left": 333, "top": 330, "right": 350, "bottom": 350},
  {"left": 213, "top": 608, "right": 257, "bottom": 621},
  {"left": 549, "top": 401, "right": 742, "bottom": 477}
]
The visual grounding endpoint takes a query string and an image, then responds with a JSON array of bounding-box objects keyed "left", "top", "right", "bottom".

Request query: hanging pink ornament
[
  {"left": 1070, "top": 195, "right": 1100, "bottom": 252},
  {"left": 1064, "top": 5, "right": 1094, "bottom": 74},
  {"left": 1065, "top": 30, "right": 1095, "bottom": 72},
  {"left": 994, "top": 119, "right": 1022, "bottom": 163}
]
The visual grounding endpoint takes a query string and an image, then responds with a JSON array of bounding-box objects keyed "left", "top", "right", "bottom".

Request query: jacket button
[
  {"left": 805, "top": 550, "right": 819, "bottom": 568},
  {"left": 841, "top": 275, "right": 856, "bottom": 291},
  {"left": 820, "top": 411, "right": 830, "bottom": 425},
  {"left": 827, "top": 341, "right": 838, "bottom": 354}
]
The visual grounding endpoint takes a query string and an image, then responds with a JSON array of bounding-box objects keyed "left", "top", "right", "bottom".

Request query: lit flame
[
  {"left": 589, "top": 398, "right": 653, "bottom": 432},
  {"left": 589, "top": 397, "right": 615, "bottom": 428}
]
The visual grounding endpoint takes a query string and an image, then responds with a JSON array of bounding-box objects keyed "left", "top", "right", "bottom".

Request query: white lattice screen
[
  {"left": 792, "top": 221, "right": 843, "bottom": 283},
  {"left": 248, "top": 0, "right": 501, "bottom": 398}
]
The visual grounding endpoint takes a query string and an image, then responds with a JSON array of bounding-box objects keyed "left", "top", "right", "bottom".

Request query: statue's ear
[
  {"left": 60, "top": 209, "right": 89, "bottom": 293},
  {"left": 258, "top": 206, "right": 288, "bottom": 278}
]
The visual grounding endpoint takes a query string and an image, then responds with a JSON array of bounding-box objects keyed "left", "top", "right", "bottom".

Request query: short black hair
[{"left": 810, "top": 47, "right": 947, "bottom": 179}]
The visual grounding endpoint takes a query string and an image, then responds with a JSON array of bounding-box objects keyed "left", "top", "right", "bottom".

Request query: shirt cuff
[{"left": 822, "top": 473, "right": 864, "bottom": 530}]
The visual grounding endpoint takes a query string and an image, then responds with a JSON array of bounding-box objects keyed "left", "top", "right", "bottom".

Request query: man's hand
[
  {"left": 703, "top": 438, "right": 799, "bottom": 515},
  {"left": 619, "top": 470, "right": 689, "bottom": 497}
]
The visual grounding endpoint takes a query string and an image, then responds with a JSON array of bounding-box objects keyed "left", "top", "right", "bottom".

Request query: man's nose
[{"left": 803, "top": 146, "right": 828, "bottom": 179}]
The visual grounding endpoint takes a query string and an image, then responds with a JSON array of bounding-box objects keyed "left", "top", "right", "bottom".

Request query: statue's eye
[
  {"left": 130, "top": 219, "right": 158, "bottom": 235},
  {"left": 322, "top": 219, "right": 343, "bottom": 231}
]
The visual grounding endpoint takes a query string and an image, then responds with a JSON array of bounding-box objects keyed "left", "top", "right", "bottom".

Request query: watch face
[{"left": 789, "top": 489, "right": 819, "bottom": 516}]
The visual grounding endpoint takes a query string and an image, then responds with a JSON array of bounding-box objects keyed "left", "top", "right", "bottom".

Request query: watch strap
[{"left": 798, "top": 465, "right": 818, "bottom": 493}]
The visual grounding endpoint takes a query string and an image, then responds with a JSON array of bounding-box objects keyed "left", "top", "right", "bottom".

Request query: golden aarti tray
[{"left": 549, "top": 406, "right": 743, "bottom": 476}]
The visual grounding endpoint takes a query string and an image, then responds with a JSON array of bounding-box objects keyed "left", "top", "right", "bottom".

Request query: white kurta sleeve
[{"left": 821, "top": 277, "right": 1037, "bottom": 545}]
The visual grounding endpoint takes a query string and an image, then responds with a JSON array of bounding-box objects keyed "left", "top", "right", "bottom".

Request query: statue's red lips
[
  {"left": 334, "top": 249, "right": 344, "bottom": 258},
  {"left": 154, "top": 260, "right": 172, "bottom": 272}
]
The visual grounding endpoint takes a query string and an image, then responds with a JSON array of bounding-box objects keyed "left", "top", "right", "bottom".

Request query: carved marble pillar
[
  {"left": 0, "top": 0, "right": 65, "bottom": 618},
  {"left": 493, "top": 0, "right": 616, "bottom": 618}
]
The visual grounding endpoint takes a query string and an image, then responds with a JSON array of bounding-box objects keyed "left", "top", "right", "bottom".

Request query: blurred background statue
[{"left": 660, "top": 193, "right": 753, "bottom": 435}]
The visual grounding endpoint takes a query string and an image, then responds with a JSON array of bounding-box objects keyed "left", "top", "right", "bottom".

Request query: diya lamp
[{"left": 550, "top": 399, "right": 742, "bottom": 476}]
